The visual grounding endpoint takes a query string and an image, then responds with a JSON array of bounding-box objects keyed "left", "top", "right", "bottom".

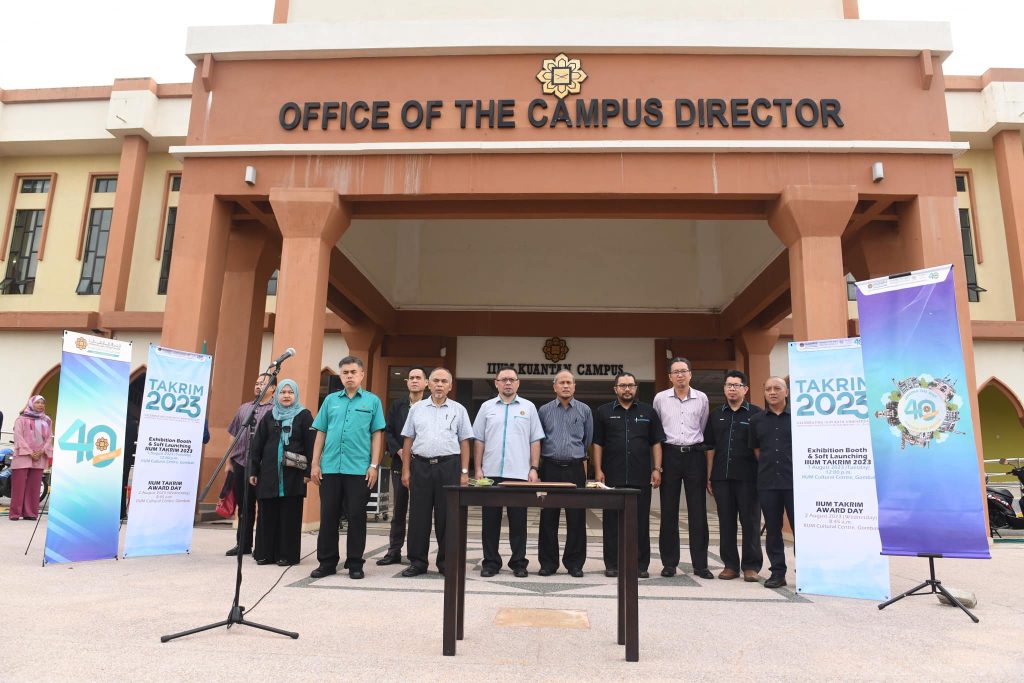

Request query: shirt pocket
[{"left": 349, "top": 407, "right": 374, "bottom": 429}]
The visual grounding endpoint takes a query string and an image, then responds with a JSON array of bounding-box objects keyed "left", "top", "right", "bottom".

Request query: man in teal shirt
[{"left": 310, "top": 356, "right": 386, "bottom": 580}]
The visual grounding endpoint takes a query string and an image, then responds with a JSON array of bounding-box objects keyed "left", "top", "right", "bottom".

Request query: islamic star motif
[{"left": 536, "top": 54, "right": 588, "bottom": 99}]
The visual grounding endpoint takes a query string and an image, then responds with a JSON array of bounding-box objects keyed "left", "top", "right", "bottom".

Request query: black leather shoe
[
  {"left": 660, "top": 567, "right": 677, "bottom": 578},
  {"left": 639, "top": 570, "right": 650, "bottom": 579},
  {"left": 604, "top": 569, "right": 618, "bottom": 577},
  {"left": 401, "top": 566, "right": 427, "bottom": 577},
  {"left": 310, "top": 565, "right": 336, "bottom": 578},
  {"left": 694, "top": 568, "right": 714, "bottom": 580},
  {"left": 513, "top": 567, "right": 529, "bottom": 578},
  {"left": 538, "top": 567, "right": 553, "bottom": 577},
  {"left": 276, "top": 559, "right": 296, "bottom": 567},
  {"left": 255, "top": 558, "right": 273, "bottom": 565},
  {"left": 569, "top": 568, "right": 584, "bottom": 578},
  {"left": 349, "top": 568, "right": 365, "bottom": 580},
  {"left": 376, "top": 554, "right": 401, "bottom": 566},
  {"left": 480, "top": 567, "right": 497, "bottom": 577},
  {"left": 225, "top": 545, "right": 245, "bottom": 556},
  {"left": 764, "top": 574, "right": 787, "bottom": 589}
]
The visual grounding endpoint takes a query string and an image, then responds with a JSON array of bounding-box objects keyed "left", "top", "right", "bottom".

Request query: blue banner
[
  {"left": 44, "top": 332, "right": 132, "bottom": 564},
  {"left": 123, "top": 345, "right": 212, "bottom": 557},
  {"left": 789, "top": 338, "right": 889, "bottom": 600},
  {"left": 856, "top": 265, "right": 989, "bottom": 559}
]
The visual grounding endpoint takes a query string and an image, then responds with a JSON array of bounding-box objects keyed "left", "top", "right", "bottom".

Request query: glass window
[
  {"left": 170, "top": 175, "right": 181, "bottom": 192},
  {"left": 1, "top": 209, "right": 44, "bottom": 294},
  {"left": 76, "top": 208, "right": 113, "bottom": 294},
  {"left": 845, "top": 273, "right": 857, "bottom": 301},
  {"left": 958, "top": 207, "right": 984, "bottom": 302},
  {"left": 954, "top": 175, "right": 966, "bottom": 192},
  {"left": 19, "top": 178, "right": 50, "bottom": 194},
  {"left": 267, "top": 270, "right": 278, "bottom": 296},
  {"left": 93, "top": 177, "right": 117, "bottom": 193},
  {"left": 157, "top": 207, "right": 177, "bottom": 295}
]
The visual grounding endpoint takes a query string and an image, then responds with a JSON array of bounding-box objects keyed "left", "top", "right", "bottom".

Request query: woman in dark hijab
[{"left": 248, "top": 379, "right": 313, "bottom": 566}]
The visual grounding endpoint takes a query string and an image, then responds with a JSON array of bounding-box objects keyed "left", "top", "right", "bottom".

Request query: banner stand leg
[
  {"left": 877, "top": 555, "right": 979, "bottom": 623},
  {"left": 25, "top": 491, "right": 50, "bottom": 558},
  {"left": 160, "top": 360, "right": 298, "bottom": 643}
]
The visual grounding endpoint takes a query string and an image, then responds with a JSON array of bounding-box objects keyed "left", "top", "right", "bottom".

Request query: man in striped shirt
[{"left": 537, "top": 370, "right": 593, "bottom": 577}]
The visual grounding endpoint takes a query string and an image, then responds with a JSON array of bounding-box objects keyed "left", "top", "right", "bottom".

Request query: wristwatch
[
  {"left": 461, "top": 468, "right": 469, "bottom": 474},
  {"left": 654, "top": 466, "right": 663, "bottom": 473},
  {"left": 530, "top": 465, "right": 539, "bottom": 472},
  {"left": 369, "top": 463, "right": 379, "bottom": 470}
]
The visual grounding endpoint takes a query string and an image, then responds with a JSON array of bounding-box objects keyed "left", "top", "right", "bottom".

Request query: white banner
[
  {"left": 123, "top": 345, "right": 212, "bottom": 558},
  {"left": 789, "top": 338, "right": 889, "bottom": 600}
]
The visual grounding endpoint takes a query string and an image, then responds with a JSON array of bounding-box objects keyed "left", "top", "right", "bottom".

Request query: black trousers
[
  {"left": 659, "top": 447, "right": 710, "bottom": 571},
  {"left": 233, "top": 463, "right": 258, "bottom": 553},
  {"left": 386, "top": 468, "right": 410, "bottom": 558},
  {"left": 255, "top": 496, "right": 304, "bottom": 564},
  {"left": 712, "top": 478, "right": 763, "bottom": 572},
  {"left": 407, "top": 455, "right": 460, "bottom": 571},
  {"left": 481, "top": 476, "right": 528, "bottom": 571},
  {"left": 317, "top": 473, "right": 371, "bottom": 570},
  {"left": 759, "top": 488, "right": 795, "bottom": 576},
  {"left": 602, "top": 484, "right": 652, "bottom": 571},
  {"left": 538, "top": 459, "right": 587, "bottom": 572}
]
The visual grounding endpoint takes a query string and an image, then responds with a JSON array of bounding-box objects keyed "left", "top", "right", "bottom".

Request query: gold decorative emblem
[
  {"left": 75, "top": 337, "right": 88, "bottom": 351},
  {"left": 543, "top": 337, "right": 570, "bottom": 362},
  {"left": 95, "top": 436, "right": 110, "bottom": 452},
  {"left": 536, "top": 54, "right": 588, "bottom": 99}
]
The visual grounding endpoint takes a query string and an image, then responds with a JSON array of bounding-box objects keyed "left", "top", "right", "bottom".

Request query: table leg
[
  {"left": 457, "top": 503, "right": 468, "bottom": 640},
  {"left": 617, "top": 507, "right": 625, "bottom": 646},
  {"left": 443, "top": 489, "right": 460, "bottom": 656},
  {"left": 623, "top": 495, "right": 639, "bottom": 662}
]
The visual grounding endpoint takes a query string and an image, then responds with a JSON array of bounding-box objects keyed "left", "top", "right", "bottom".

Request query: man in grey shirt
[
  {"left": 399, "top": 368, "right": 473, "bottom": 577},
  {"left": 473, "top": 368, "right": 545, "bottom": 578},
  {"left": 537, "top": 370, "right": 593, "bottom": 577}
]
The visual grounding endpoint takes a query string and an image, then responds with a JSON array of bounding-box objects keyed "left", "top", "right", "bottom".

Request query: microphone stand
[{"left": 161, "top": 358, "right": 299, "bottom": 643}]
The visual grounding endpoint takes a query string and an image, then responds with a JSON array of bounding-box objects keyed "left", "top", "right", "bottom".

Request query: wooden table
[{"left": 442, "top": 485, "right": 641, "bottom": 662}]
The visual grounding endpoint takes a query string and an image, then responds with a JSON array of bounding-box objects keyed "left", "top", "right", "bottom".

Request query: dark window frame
[
  {"left": 76, "top": 207, "right": 113, "bottom": 295},
  {"left": 19, "top": 178, "right": 50, "bottom": 194},
  {"left": 93, "top": 176, "right": 117, "bottom": 193},
  {"left": 1, "top": 209, "right": 45, "bottom": 294}
]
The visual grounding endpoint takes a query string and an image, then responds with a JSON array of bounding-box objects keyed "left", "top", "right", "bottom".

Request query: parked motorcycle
[
  {"left": 987, "top": 458, "right": 1024, "bottom": 537},
  {"left": 0, "top": 447, "right": 50, "bottom": 505}
]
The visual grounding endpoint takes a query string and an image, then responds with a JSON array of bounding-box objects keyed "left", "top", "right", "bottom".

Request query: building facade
[{"left": 3, "top": 0, "right": 1023, "bottom": 523}]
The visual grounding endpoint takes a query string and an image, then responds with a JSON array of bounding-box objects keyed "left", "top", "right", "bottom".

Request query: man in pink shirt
[{"left": 652, "top": 357, "right": 711, "bottom": 579}]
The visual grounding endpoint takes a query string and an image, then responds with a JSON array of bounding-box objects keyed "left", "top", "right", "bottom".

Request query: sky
[{"left": 0, "top": 0, "right": 1020, "bottom": 90}]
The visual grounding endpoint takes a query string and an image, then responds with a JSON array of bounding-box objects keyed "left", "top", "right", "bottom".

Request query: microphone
[{"left": 270, "top": 347, "right": 296, "bottom": 367}]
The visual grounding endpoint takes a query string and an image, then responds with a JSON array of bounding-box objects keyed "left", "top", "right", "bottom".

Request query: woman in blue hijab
[{"left": 248, "top": 379, "right": 313, "bottom": 566}]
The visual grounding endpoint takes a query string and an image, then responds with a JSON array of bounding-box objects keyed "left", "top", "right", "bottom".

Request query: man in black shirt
[
  {"left": 592, "top": 372, "right": 664, "bottom": 579},
  {"left": 377, "top": 367, "right": 427, "bottom": 566},
  {"left": 748, "top": 376, "right": 793, "bottom": 589},
  {"left": 704, "top": 370, "right": 763, "bottom": 582}
]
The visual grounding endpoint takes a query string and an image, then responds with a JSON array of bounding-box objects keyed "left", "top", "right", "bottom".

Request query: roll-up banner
[
  {"left": 44, "top": 332, "right": 131, "bottom": 564},
  {"left": 123, "top": 345, "right": 212, "bottom": 558},
  {"left": 789, "top": 338, "right": 890, "bottom": 600},
  {"left": 856, "top": 265, "right": 989, "bottom": 559}
]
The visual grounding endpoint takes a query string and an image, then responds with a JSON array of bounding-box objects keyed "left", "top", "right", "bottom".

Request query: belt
[
  {"left": 541, "top": 457, "right": 583, "bottom": 467},
  {"left": 413, "top": 453, "right": 458, "bottom": 465},
  {"left": 666, "top": 443, "right": 703, "bottom": 453}
]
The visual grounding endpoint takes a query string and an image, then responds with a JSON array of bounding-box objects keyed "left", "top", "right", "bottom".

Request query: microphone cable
[{"left": 244, "top": 536, "right": 319, "bottom": 616}]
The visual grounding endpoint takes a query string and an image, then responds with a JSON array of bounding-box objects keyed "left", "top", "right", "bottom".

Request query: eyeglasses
[
  {"left": 615, "top": 384, "right": 637, "bottom": 389},
  {"left": 669, "top": 370, "right": 691, "bottom": 376},
  {"left": 724, "top": 383, "right": 746, "bottom": 389},
  {"left": 497, "top": 378, "right": 519, "bottom": 383}
]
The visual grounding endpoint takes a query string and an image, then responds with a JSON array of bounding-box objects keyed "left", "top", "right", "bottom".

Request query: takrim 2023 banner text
[
  {"left": 44, "top": 331, "right": 131, "bottom": 564},
  {"left": 789, "top": 338, "right": 889, "bottom": 600},
  {"left": 123, "top": 345, "right": 212, "bottom": 557},
  {"left": 856, "top": 265, "right": 989, "bottom": 559}
]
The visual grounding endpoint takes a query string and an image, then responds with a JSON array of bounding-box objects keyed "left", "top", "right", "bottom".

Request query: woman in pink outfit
[{"left": 10, "top": 395, "right": 52, "bottom": 520}]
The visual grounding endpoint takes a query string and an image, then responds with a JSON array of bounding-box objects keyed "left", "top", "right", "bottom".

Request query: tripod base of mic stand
[
  {"left": 160, "top": 605, "right": 300, "bottom": 643},
  {"left": 877, "top": 556, "right": 979, "bottom": 623}
]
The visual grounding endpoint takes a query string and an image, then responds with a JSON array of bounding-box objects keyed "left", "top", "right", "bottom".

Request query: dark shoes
[
  {"left": 538, "top": 568, "right": 554, "bottom": 577},
  {"left": 480, "top": 567, "right": 497, "bottom": 578},
  {"left": 349, "top": 568, "right": 365, "bottom": 580},
  {"left": 694, "top": 568, "right": 714, "bottom": 579},
  {"left": 225, "top": 546, "right": 251, "bottom": 557},
  {"left": 718, "top": 568, "right": 739, "bottom": 580},
  {"left": 743, "top": 570, "right": 760, "bottom": 582},
  {"left": 513, "top": 567, "right": 529, "bottom": 578},
  {"left": 276, "top": 559, "right": 297, "bottom": 567},
  {"left": 376, "top": 554, "right": 402, "bottom": 566},
  {"left": 639, "top": 570, "right": 650, "bottom": 579},
  {"left": 310, "top": 565, "right": 337, "bottom": 579},
  {"left": 764, "top": 574, "right": 787, "bottom": 589},
  {"left": 255, "top": 558, "right": 273, "bottom": 565},
  {"left": 569, "top": 568, "right": 584, "bottom": 578},
  {"left": 660, "top": 567, "right": 677, "bottom": 578},
  {"left": 605, "top": 569, "right": 618, "bottom": 577},
  {"left": 401, "top": 566, "right": 427, "bottom": 577}
]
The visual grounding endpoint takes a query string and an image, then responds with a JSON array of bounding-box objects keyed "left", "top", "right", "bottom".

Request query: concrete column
[
  {"left": 199, "top": 226, "right": 278, "bottom": 503},
  {"left": 269, "top": 189, "right": 350, "bottom": 526},
  {"left": 768, "top": 185, "right": 858, "bottom": 341},
  {"left": 160, "top": 181, "right": 232, "bottom": 354},
  {"left": 992, "top": 130, "right": 1024, "bottom": 320},
  {"left": 737, "top": 325, "right": 780, "bottom": 402},
  {"left": 99, "top": 134, "right": 148, "bottom": 313}
]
